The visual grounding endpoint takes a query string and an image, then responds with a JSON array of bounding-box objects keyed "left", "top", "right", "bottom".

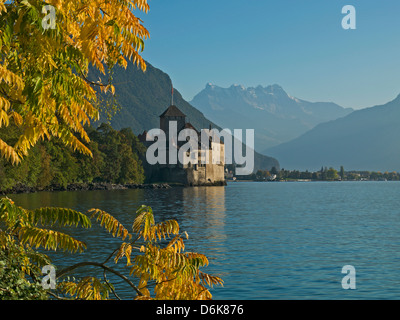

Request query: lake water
[{"left": 9, "top": 181, "right": 400, "bottom": 300}]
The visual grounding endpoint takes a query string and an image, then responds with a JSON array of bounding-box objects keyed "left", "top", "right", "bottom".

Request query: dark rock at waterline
[
  {"left": 1, "top": 180, "right": 228, "bottom": 195},
  {"left": 1, "top": 182, "right": 173, "bottom": 195}
]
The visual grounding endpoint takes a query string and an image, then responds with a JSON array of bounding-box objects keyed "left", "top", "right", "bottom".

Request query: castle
[{"left": 139, "top": 104, "right": 226, "bottom": 186}]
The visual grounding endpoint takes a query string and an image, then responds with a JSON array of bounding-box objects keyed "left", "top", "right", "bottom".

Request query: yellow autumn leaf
[{"left": 0, "top": 0, "right": 149, "bottom": 164}]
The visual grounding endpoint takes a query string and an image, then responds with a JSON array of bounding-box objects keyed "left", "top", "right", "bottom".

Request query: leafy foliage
[
  {"left": 0, "top": 123, "right": 146, "bottom": 192},
  {"left": 57, "top": 277, "right": 111, "bottom": 300},
  {"left": 0, "top": 197, "right": 91, "bottom": 299},
  {"left": 0, "top": 0, "right": 149, "bottom": 164},
  {"left": 56, "top": 205, "right": 223, "bottom": 300},
  {"left": 0, "top": 0, "right": 223, "bottom": 301},
  {"left": 0, "top": 249, "right": 48, "bottom": 300},
  {"left": 0, "top": 197, "right": 223, "bottom": 300},
  {"left": 129, "top": 205, "right": 224, "bottom": 300},
  {"left": 0, "top": 197, "right": 91, "bottom": 253},
  {"left": 89, "top": 208, "right": 131, "bottom": 241}
]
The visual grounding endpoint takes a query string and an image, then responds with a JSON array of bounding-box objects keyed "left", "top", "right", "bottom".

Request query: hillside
[
  {"left": 265, "top": 94, "right": 400, "bottom": 172},
  {"left": 88, "top": 62, "right": 280, "bottom": 172}
]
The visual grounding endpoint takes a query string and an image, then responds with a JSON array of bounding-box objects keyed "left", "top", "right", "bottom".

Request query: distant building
[{"left": 139, "top": 104, "right": 226, "bottom": 186}]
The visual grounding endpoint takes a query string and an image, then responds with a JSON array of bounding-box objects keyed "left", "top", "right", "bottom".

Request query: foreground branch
[{"left": 57, "top": 261, "right": 143, "bottom": 297}]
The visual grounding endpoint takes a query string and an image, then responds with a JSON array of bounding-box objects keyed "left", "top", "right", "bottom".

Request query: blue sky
[{"left": 137, "top": 0, "right": 400, "bottom": 109}]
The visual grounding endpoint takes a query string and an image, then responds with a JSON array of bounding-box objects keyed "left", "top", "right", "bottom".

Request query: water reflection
[{"left": 182, "top": 186, "right": 226, "bottom": 241}]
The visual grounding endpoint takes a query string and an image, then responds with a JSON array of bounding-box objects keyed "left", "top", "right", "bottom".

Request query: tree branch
[
  {"left": 103, "top": 269, "right": 121, "bottom": 300},
  {"left": 78, "top": 70, "right": 108, "bottom": 87},
  {"left": 57, "top": 261, "right": 143, "bottom": 297},
  {"left": 0, "top": 88, "right": 24, "bottom": 106},
  {"left": 102, "top": 235, "right": 141, "bottom": 265}
]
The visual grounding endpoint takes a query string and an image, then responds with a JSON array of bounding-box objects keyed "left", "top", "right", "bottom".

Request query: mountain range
[
  {"left": 88, "top": 62, "right": 280, "bottom": 172},
  {"left": 89, "top": 62, "right": 400, "bottom": 173},
  {"left": 190, "top": 83, "right": 353, "bottom": 152},
  {"left": 266, "top": 94, "right": 400, "bottom": 172}
]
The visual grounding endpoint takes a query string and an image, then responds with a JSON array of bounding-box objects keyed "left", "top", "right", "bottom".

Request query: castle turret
[{"left": 159, "top": 105, "right": 186, "bottom": 138}]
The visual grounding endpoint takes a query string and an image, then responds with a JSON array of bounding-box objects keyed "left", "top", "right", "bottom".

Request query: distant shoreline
[
  {"left": 227, "top": 179, "right": 394, "bottom": 183},
  {"left": 4, "top": 178, "right": 394, "bottom": 196}
]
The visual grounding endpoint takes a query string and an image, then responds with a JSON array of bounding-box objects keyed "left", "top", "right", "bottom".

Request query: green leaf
[
  {"left": 29, "top": 207, "right": 91, "bottom": 228},
  {"left": 88, "top": 208, "right": 131, "bottom": 240},
  {"left": 18, "top": 226, "right": 87, "bottom": 253}
]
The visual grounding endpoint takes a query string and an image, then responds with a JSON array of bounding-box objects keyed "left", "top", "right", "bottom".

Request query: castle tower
[{"left": 159, "top": 105, "right": 186, "bottom": 139}]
